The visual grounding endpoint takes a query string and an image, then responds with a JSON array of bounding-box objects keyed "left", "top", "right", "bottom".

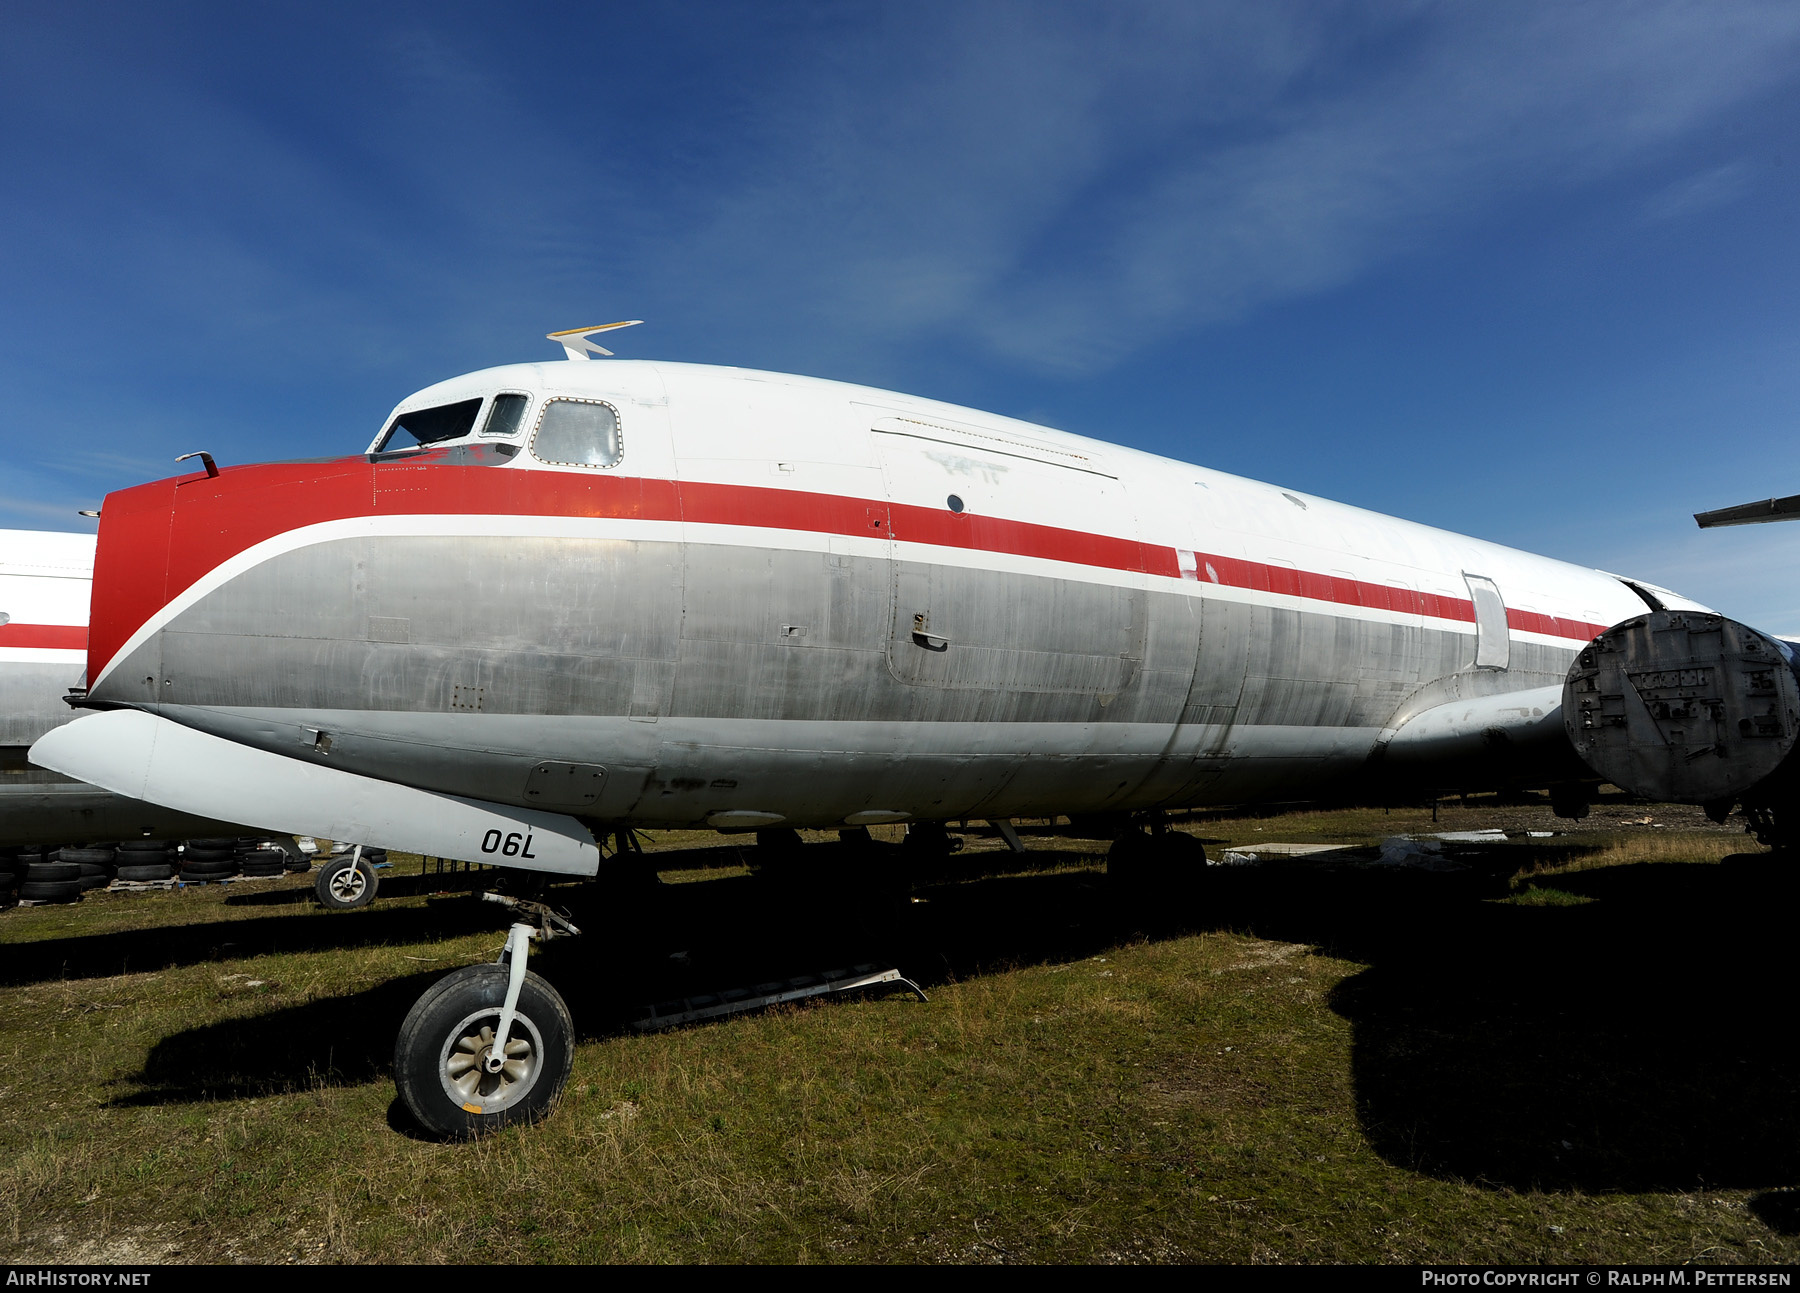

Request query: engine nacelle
[{"left": 1563, "top": 610, "right": 1800, "bottom": 805}]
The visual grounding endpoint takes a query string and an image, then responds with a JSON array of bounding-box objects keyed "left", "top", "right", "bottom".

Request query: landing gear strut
[
  {"left": 1742, "top": 801, "right": 1800, "bottom": 852},
  {"left": 393, "top": 893, "right": 581, "bottom": 1139}
]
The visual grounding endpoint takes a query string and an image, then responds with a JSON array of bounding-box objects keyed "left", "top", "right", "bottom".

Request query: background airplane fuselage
[
  {"left": 1, "top": 529, "right": 247, "bottom": 844},
  {"left": 1, "top": 529, "right": 91, "bottom": 757},
  {"left": 80, "top": 361, "right": 1666, "bottom": 830}
]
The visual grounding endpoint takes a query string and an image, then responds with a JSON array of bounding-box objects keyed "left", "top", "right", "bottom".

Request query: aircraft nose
[
  {"left": 84, "top": 454, "right": 373, "bottom": 707},
  {"left": 85, "top": 475, "right": 177, "bottom": 706}
]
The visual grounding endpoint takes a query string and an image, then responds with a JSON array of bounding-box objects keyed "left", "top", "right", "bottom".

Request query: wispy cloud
[
  {"left": 1587, "top": 519, "right": 1800, "bottom": 636},
  {"left": 0, "top": 495, "right": 99, "bottom": 528},
  {"left": 970, "top": 4, "right": 1800, "bottom": 367},
  {"left": 7, "top": 2, "right": 1794, "bottom": 389},
  {"left": 616, "top": 1, "right": 1800, "bottom": 374},
  {"left": 1641, "top": 161, "right": 1755, "bottom": 223}
]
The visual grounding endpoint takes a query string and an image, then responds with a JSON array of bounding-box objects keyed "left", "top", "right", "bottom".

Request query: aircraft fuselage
[{"left": 66, "top": 360, "right": 1674, "bottom": 838}]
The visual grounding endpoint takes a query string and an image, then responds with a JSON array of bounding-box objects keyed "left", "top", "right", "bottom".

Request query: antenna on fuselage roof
[{"left": 546, "top": 320, "right": 643, "bottom": 360}]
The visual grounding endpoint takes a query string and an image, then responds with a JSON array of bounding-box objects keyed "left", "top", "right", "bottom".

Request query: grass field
[{"left": 2, "top": 798, "right": 1798, "bottom": 1264}]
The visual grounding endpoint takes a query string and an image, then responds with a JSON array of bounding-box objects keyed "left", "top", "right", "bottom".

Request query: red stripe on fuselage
[
  {"left": 87, "top": 458, "right": 1607, "bottom": 680},
  {"left": 0, "top": 623, "right": 87, "bottom": 650}
]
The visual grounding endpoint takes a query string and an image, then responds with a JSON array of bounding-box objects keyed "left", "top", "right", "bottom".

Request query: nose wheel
[
  {"left": 393, "top": 896, "right": 580, "bottom": 1139},
  {"left": 315, "top": 846, "right": 378, "bottom": 909}
]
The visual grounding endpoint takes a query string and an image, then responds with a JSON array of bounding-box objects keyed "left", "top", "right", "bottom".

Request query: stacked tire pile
[
  {"left": 10, "top": 845, "right": 105, "bottom": 903},
  {"left": 116, "top": 839, "right": 177, "bottom": 883},
  {"left": 178, "top": 837, "right": 241, "bottom": 883},
  {"left": 60, "top": 845, "right": 116, "bottom": 892},
  {"left": 0, "top": 848, "right": 20, "bottom": 905},
  {"left": 237, "top": 837, "right": 290, "bottom": 878},
  {"left": 0, "top": 838, "right": 316, "bottom": 904}
]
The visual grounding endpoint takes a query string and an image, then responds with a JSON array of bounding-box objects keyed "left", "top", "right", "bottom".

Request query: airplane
[
  {"left": 29, "top": 324, "right": 1795, "bottom": 1138},
  {"left": 0, "top": 528, "right": 258, "bottom": 852}
]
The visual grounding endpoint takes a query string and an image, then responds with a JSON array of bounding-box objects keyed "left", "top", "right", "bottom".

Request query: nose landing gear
[
  {"left": 314, "top": 845, "right": 379, "bottom": 909},
  {"left": 394, "top": 894, "right": 581, "bottom": 1139}
]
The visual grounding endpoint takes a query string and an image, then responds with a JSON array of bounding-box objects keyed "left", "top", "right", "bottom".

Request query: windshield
[
  {"left": 481, "top": 392, "right": 531, "bottom": 438},
  {"left": 374, "top": 399, "right": 484, "bottom": 453}
]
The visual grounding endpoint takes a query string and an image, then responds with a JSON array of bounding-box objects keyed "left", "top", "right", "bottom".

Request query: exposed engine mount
[{"left": 1563, "top": 610, "right": 1800, "bottom": 806}]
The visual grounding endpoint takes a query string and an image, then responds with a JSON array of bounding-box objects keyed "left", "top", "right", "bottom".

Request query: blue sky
[{"left": 5, "top": 2, "right": 1800, "bottom": 626}]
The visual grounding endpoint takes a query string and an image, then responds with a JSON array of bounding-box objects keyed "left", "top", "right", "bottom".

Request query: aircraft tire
[
  {"left": 26, "top": 862, "right": 81, "bottom": 884},
  {"left": 180, "top": 862, "right": 237, "bottom": 880},
  {"left": 116, "top": 864, "right": 174, "bottom": 882},
  {"left": 315, "top": 855, "right": 378, "bottom": 909},
  {"left": 394, "top": 964, "right": 574, "bottom": 1140}
]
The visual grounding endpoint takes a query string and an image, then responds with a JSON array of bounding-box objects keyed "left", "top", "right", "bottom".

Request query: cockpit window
[
  {"left": 375, "top": 399, "right": 483, "bottom": 452},
  {"left": 481, "top": 392, "right": 531, "bottom": 438},
  {"left": 531, "top": 398, "right": 622, "bottom": 468}
]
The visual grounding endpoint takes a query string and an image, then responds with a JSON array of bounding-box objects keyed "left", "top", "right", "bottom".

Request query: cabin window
[
  {"left": 531, "top": 398, "right": 622, "bottom": 469},
  {"left": 481, "top": 392, "right": 531, "bottom": 438},
  {"left": 1464, "top": 573, "right": 1510, "bottom": 670},
  {"left": 374, "top": 399, "right": 484, "bottom": 452}
]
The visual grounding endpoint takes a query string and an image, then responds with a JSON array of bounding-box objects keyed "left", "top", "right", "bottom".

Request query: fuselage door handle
[{"left": 910, "top": 613, "right": 950, "bottom": 652}]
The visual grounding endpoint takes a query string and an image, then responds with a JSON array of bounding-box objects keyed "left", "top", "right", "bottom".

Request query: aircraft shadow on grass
[
  {"left": 1197, "top": 854, "right": 1800, "bottom": 1217},
  {"left": 96, "top": 842, "right": 1800, "bottom": 1222},
  {"left": 0, "top": 899, "right": 500, "bottom": 988},
  {"left": 108, "top": 846, "right": 1122, "bottom": 1108}
]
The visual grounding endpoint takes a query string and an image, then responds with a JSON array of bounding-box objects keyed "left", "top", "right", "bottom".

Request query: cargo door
[{"left": 1464, "top": 573, "right": 1510, "bottom": 670}]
